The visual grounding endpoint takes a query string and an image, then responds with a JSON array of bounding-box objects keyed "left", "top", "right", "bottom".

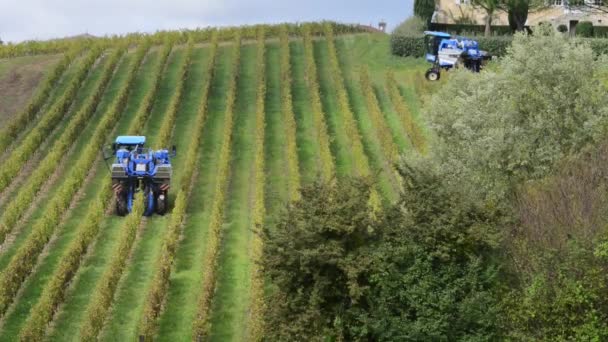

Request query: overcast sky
[{"left": 1, "top": 0, "right": 413, "bottom": 43}]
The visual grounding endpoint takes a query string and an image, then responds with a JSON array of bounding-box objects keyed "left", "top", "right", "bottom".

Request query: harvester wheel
[
  {"left": 116, "top": 194, "right": 128, "bottom": 216},
  {"left": 425, "top": 68, "right": 440, "bottom": 81},
  {"left": 156, "top": 192, "right": 167, "bottom": 215}
]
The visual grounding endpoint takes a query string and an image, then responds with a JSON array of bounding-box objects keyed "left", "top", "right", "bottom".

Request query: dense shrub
[
  {"left": 392, "top": 16, "right": 427, "bottom": 36},
  {"left": 577, "top": 21, "right": 594, "bottom": 37},
  {"left": 557, "top": 24, "right": 568, "bottom": 33},
  {"left": 391, "top": 35, "right": 512, "bottom": 57},
  {"left": 263, "top": 173, "right": 504, "bottom": 340},
  {"left": 423, "top": 30, "right": 608, "bottom": 201}
]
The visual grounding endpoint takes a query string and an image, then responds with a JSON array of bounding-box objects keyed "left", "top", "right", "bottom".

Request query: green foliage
[
  {"left": 577, "top": 21, "right": 594, "bottom": 37},
  {"left": 262, "top": 179, "right": 380, "bottom": 341},
  {"left": 414, "top": 0, "right": 436, "bottom": 24},
  {"left": 263, "top": 173, "right": 503, "bottom": 340},
  {"left": 425, "top": 30, "right": 608, "bottom": 201},
  {"left": 392, "top": 16, "right": 427, "bottom": 36},
  {"left": 391, "top": 35, "right": 512, "bottom": 57},
  {"left": 557, "top": 24, "right": 568, "bottom": 33}
]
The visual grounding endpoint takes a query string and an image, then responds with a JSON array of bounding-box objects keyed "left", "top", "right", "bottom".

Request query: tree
[
  {"left": 502, "top": 0, "right": 531, "bottom": 32},
  {"left": 425, "top": 27, "right": 608, "bottom": 202},
  {"left": 472, "top": 0, "right": 501, "bottom": 36},
  {"left": 414, "top": 0, "right": 436, "bottom": 27}
]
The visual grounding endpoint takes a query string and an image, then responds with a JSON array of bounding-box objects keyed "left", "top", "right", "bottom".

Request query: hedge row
[
  {"left": 386, "top": 71, "right": 427, "bottom": 154},
  {"left": 138, "top": 34, "right": 219, "bottom": 341},
  {"left": 156, "top": 39, "right": 194, "bottom": 147},
  {"left": 359, "top": 66, "right": 399, "bottom": 164},
  {"left": 0, "top": 41, "right": 151, "bottom": 320},
  {"left": 192, "top": 33, "right": 242, "bottom": 340},
  {"left": 0, "top": 46, "right": 81, "bottom": 152},
  {"left": 0, "top": 46, "right": 104, "bottom": 195},
  {"left": 391, "top": 34, "right": 608, "bottom": 58},
  {"left": 0, "top": 46, "right": 125, "bottom": 245},
  {"left": 302, "top": 25, "right": 335, "bottom": 184},
  {"left": 0, "top": 21, "right": 366, "bottom": 59},
  {"left": 79, "top": 40, "right": 195, "bottom": 341},
  {"left": 390, "top": 34, "right": 513, "bottom": 58},
  {"left": 18, "top": 40, "right": 173, "bottom": 341},
  {"left": 279, "top": 26, "right": 302, "bottom": 202},
  {"left": 246, "top": 27, "right": 268, "bottom": 342}
]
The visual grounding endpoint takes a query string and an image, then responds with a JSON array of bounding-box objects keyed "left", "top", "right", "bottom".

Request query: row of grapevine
[
  {"left": 192, "top": 33, "right": 242, "bottom": 340},
  {"left": 0, "top": 21, "right": 366, "bottom": 59},
  {"left": 386, "top": 71, "right": 427, "bottom": 154},
  {"left": 138, "top": 34, "right": 219, "bottom": 340},
  {"left": 0, "top": 41, "right": 152, "bottom": 318},
  {"left": 301, "top": 25, "right": 335, "bottom": 184},
  {"left": 279, "top": 26, "right": 301, "bottom": 202},
  {"left": 322, "top": 23, "right": 371, "bottom": 178},
  {"left": 18, "top": 41, "right": 174, "bottom": 342},
  {"left": 0, "top": 46, "right": 81, "bottom": 152},
  {"left": 246, "top": 27, "right": 267, "bottom": 342},
  {"left": 0, "top": 46, "right": 104, "bottom": 194},
  {"left": 78, "top": 40, "right": 195, "bottom": 341},
  {"left": 359, "top": 66, "right": 399, "bottom": 163},
  {"left": 156, "top": 39, "right": 194, "bottom": 146},
  {"left": 0, "top": 46, "right": 125, "bottom": 244},
  {"left": 323, "top": 24, "right": 383, "bottom": 210}
]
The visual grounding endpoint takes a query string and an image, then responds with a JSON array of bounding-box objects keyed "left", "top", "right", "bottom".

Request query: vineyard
[{"left": 0, "top": 22, "right": 430, "bottom": 341}]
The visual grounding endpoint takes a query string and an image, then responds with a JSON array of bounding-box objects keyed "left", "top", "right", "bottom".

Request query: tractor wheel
[
  {"left": 143, "top": 187, "right": 155, "bottom": 216},
  {"left": 156, "top": 192, "right": 167, "bottom": 215},
  {"left": 116, "top": 194, "right": 128, "bottom": 216},
  {"left": 425, "top": 69, "right": 440, "bottom": 81}
]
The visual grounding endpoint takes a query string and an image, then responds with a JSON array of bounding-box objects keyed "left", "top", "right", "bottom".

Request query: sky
[{"left": 0, "top": 0, "right": 413, "bottom": 43}]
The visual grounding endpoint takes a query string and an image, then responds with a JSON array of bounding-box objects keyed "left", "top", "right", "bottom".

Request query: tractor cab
[{"left": 423, "top": 31, "right": 491, "bottom": 81}]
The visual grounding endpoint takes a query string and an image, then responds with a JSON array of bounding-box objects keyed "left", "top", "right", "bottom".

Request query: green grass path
[
  {"left": 263, "top": 43, "right": 288, "bottom": 226},
  {"left": 156, "top": 45, "right": 234, "bottom": 341},
  {"left": 99, "top": 47, "right": 210, "bottom": 341},
  {"left": 313, "top": 40, "right": 353, "bottom": 178},
  {"left": 289, "top": 40, "right": 318, "bottom": 184},
  {"left": 208, "top": 43, "right": 257, "bottom": 341}
]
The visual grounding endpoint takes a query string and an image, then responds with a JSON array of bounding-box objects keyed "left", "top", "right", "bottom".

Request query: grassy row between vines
[
  {"left": 0, "top": 41, "right": 150, "bottom": 319},
  {"left": 386, "top": 71, "right": 427, "bottom": 154},
  {"left": 192, "top": 34, "right": 241, "bottom": 340},
  {"left": 0, "top": 47, "right": 104, "bottom": 195},
  {"left": 359, "top": 66, "right": 399, "bottom": 165},
  {"left": 302, "top": 26, "right": 335, "bottom": 183},
  {"left": 279, "top": 26, "right": 301, "bottom": 202},
  {"left": 17, "top": 41, "right": 174, "bottom": 341},
  {"left": 0, "top": 47, "right": 81, "bottom": 152},
  {"left": 78, "top": 40, "right": 194, "bottom": 341},
  {"left": 246, "top": 28, "right": 267, "bottom": 342},
  {"left": 138, "top": 34, "right": 219, "bottom": 340},
  {"left": 0, "top": 47, "right": 125, "bottom": 245}
]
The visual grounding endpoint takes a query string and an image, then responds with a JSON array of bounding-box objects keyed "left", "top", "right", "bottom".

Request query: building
[{"left": 433, "top": 0, "right": 608, "bottom": 34}]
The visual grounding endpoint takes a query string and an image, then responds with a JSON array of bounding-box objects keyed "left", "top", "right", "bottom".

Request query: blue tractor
[
  {"left": 107, "top": 136, "right": 175, "bottom": 216},
  {"left": 424, "top": 31, "right": 491, "bottom": 81}
]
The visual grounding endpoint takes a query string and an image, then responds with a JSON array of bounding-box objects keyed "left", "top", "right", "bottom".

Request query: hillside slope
[{"left": 0, "top": 26, "right": 433, "bottom": 341}]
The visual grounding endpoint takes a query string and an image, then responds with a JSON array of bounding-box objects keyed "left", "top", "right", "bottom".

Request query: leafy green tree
[
  {"left": 414, "top": 0, "right": 436, "bottom": 27},
  {"left": 424, "top": 28, "right": 608, "bottom": 202},
  {"left": 262, "top": 173, "right": 504, "bottom": 340},
  {"left": 262, "top": 179, "right": 380, "bottom": 341},
  {"left": 471, "top": 0, "right": 501, "bottom": 36}
]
